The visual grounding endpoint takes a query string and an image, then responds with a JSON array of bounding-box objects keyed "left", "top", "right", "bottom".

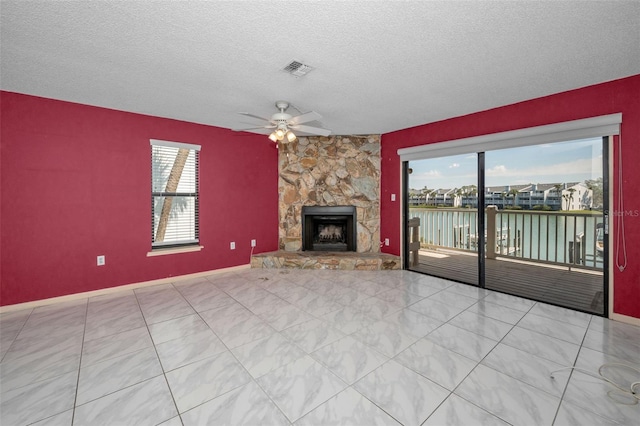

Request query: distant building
[
  {"left": 431, "top": 188, "right": 457, "bottom": 207},
  {"left": 560, "top": 182, "right": 592, "bottom": 211},
  {"left": 410, "top": 182, "right": 593, "bottom": 210},
  {"left": 408, "top": 189, "right": 423, "bottom": 206},
  {"left": 526, "top": 182, "right": 592, "bottom": 211},
  {"left": 484, "top": 185, "right": 530, "bottom": 209}
]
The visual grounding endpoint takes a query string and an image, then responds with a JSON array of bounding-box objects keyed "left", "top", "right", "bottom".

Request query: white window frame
[{"left": 150, "top": 139, "right": 202, "bottom": 252}]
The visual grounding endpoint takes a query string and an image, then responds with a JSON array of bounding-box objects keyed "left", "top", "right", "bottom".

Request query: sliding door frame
[
  {"left": 602, "top": 136, "right": 610, "bottom": 317},
  {"left": 477, "top": 152, "right": 486, "bottom": 289},
  {"left": 399, "top": 115, "right": 620, "bottom": 316},
  {"left": 402, "top": 161, "right": 411, "bottom": 270}
]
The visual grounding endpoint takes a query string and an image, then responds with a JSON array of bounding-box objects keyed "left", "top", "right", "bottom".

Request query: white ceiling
[{"left": 1, "top": 1, "right": 639, "bottom": 136}]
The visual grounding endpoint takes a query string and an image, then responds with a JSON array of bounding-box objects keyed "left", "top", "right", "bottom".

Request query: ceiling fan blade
[
  {"left": 238, "top": 121, "right": 276, "bottom": 128},
  {"left": 231, "top": 126, "right": 269, "bottom": 132},
  {"left": 290, "top": 124, "right": 332, "bottom": 137},
  {"left": 238, "top": 112, "right": 273, "bottom": 123},
  {"left": 288, "top": 111, "right": 322, "bottom": 125},
  {"left": 232, "top": 126, "right": 274, "bottom": 133}
]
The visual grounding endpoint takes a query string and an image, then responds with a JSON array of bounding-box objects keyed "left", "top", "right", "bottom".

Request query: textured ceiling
[{"left": 1, "top": 1, "right": 639, "bottom": 136}]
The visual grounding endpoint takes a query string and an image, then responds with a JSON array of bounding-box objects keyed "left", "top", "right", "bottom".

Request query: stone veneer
[
  {"left": 279, "top": 135, "right": 381, "bottom": 253},
  {"left": 251, "top": 251, "right": 400, "bottom": 270}
]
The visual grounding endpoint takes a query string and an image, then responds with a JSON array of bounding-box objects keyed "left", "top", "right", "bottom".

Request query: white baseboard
[
  {"left": 0, "top": 264, "right": 251, "bottom": 313},
  {"left": 610, "top": 311, "right": 640, "bottom": 327}
]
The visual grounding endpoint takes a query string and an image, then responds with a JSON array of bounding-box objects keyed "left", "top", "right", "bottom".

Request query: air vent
[{"left": 282, "top": 60, "right": 313, "bottom": 77}]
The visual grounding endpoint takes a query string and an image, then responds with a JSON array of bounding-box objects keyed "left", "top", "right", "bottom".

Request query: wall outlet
[
  {"left": 230, "top": 242, "right": 236, "bottom": 250},
  {"left": 251, "top": 239, "right": 256, "bottom": 247},
  {"left": 391, "top": 194, "right": 396, "bottom": 201},
  {"left": 97, "top": 255, "right": 105, "bottom": 266},
  {"left": 384, "top": 238, "right": 390, "bottom": 246}
]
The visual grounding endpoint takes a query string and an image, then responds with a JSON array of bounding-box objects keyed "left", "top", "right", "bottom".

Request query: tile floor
[{"left": 1, "top": 268, "right": 639, "bottom": 425}]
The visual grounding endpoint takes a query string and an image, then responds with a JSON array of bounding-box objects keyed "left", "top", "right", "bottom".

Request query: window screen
[{"left": 150, "top": 139, "right": 201, "bottom": 248}]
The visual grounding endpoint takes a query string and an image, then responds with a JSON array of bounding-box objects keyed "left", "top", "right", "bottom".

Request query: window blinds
[
  {"left": 397, "top": 114, "right": 621, "bottom": 161},
  {"left": 150, "top": 139, "right": 200, "bottom": 248}
]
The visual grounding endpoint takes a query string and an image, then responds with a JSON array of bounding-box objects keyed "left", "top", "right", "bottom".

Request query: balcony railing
[{"left": 409, "top": 207, "right": 603, "bottom": 270}]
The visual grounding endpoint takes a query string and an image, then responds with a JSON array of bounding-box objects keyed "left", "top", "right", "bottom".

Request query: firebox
[{"left": 301, "top": 205, "right": 357, "bottom": 252}]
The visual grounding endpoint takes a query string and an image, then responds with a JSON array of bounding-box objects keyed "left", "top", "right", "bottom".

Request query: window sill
[{"left": 147, "top": 245, "right": 204, "bottom": 257}]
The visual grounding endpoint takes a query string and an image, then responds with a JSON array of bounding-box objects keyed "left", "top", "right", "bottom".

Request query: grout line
[
  {"left": 430, "top": 299, "right": 537, "bottom": 426},
  {"left": 133, "top": 286, "right": 182, "bottom": 423},
  {"left": 160, "top": 272, "right": 290, "bottom": 421},
  {"left": 70, "top": 299, "right": 90, "bottom": 425},
  {"left": 190, "top": 277, "right": 299, "bottom": 423},
  {"left": 550, "top": 314, "right": 596, "bottom": 425},
  {"left": 0, "top": 307, "right": 35, "bottom": 364}
]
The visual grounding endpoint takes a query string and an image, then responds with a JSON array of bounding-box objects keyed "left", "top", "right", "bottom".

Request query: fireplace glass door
[{"left": 302, "top": 205, "right": 357, "bottom": 252}]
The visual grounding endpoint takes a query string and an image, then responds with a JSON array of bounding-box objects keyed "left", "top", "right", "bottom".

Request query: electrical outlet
[
  {"left": 97, "top": 255, "right": 105, "bottom": 266},
  {"left": 230, "top": 242, "right": 236, "bottom": 250},
  {"left": 384, "top": 238, "right": 390, "bottom": 246},
  {"left": 251, "top": 239, "right": 256, "bottom": 247},
  {"left": 391, "top": 194, "right": 396, "bottom": 201}
]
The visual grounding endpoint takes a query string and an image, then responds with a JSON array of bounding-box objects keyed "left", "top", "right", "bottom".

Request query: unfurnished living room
[{"left": 1, "top": 1, "right": 639, "bottom": 425}]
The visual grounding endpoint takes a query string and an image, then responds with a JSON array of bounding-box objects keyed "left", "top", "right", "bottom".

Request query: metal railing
[{"left": 409, "top": 207, "right": 604, "bottom": 270}]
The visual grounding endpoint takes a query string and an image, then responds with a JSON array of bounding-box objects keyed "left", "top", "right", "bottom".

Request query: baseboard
[
  {"left": 610, "top": 312, "right": 640, "bottom": 327},
  {"left": 0, "top": 264, "right": 251, "bottom": 313}
]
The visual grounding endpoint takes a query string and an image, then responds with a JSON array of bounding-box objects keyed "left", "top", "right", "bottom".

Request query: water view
[
  {"left": 406, "top": 137, "right": 606, "bottom": 314},
  {"left": 409, "top": 208, "right": 604, "bottom": 269}
]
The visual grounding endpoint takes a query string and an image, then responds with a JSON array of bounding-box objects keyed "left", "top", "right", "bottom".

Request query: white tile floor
[{"left": 1, "top": 268, "right": 639, "bottom": 425}]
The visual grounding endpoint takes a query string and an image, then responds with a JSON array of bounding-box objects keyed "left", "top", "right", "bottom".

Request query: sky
[{"left": 408, "top": 137, "right": 603, "bottom": 190}]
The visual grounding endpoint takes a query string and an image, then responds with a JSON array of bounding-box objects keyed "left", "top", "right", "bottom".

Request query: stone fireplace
[
  {"left": 302, "top": 205, "right": 357, "bottom": 252},
  {"left": 279, "top": 135, "right": 381, "bottom": 253},
  {"left": 252, "top": 134, "right": 399, "bottom": 270}
]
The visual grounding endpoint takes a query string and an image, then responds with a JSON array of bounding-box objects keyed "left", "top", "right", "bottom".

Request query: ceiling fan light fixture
[{"left": 237, "top": 100, "right": 330, "bottom": 141}]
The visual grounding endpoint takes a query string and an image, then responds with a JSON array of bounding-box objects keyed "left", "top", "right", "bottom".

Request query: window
[{"left": 151, "top": 139, "right": 200, "bottom": 248}]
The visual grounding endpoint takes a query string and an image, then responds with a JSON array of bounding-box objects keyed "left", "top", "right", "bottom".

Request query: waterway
[{"left": 409, "top": 208, "right": 604, "bottom": 269}]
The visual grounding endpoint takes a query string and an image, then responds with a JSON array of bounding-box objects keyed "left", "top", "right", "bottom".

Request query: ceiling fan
[{"left": 234, "top": 101, "right": 331, "bottom": 142}]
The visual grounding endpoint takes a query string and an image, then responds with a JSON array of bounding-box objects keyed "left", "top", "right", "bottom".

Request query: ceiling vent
[{"left": 282, "top": 60, "right": 313, "bottom": 77}]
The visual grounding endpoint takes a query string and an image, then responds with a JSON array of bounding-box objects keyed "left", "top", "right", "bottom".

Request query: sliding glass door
[
  {"left": 483, "top": 138, "right": 606, "bottom": 314},
  {"left": 404, "top": 137, "right": 607, "bottom": 315},
  {"left": 406, "top": 153, "right": 479, "bottom": 286}
]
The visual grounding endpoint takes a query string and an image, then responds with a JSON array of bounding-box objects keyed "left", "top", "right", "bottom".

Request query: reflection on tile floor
[{"left": 1, "top": 268, "right": 639, "bottom": 425}]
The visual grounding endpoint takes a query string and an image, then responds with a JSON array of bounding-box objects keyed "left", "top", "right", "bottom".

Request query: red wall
[
  {"left": 380, "top": 75, "right": 640, "bottom": 319},
  {"left": 1, "top": 92, "right": 279, "bottom": 306}
]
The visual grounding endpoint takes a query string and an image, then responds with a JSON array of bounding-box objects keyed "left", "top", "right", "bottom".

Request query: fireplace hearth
[{"left": 302, "top": 205, "right": 357, "bottom": 252}]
